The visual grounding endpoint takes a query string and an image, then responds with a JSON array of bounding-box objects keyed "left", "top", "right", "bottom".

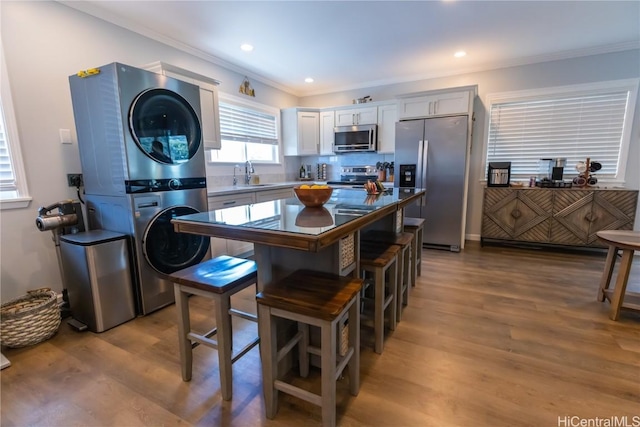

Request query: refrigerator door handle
[
  {"left": 421, "top": 140, "right": 428, "bottom": 206},
  {"left": 417, "top": 140, "right": 427, "bottom": 206}
]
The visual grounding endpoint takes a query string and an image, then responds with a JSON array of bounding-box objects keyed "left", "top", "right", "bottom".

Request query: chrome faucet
[
  {"left": 233, "top": 164, "right": 242, "bottom": 186},
  {"left": 245, "top": 160, "right": 254, "bottom": 185}
]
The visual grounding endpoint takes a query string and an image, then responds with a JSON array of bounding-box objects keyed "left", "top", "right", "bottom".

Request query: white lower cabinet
[{"left": 255, "top": 188, "right": 293, "bottom": 202}]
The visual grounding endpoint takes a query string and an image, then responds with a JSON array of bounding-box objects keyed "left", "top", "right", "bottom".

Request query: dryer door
[
  {"left": 142, "top": 205, "right": 210, "bottom": 274},
  {"left": 129, "top": 88, "right": 202, "bottom": 165}
]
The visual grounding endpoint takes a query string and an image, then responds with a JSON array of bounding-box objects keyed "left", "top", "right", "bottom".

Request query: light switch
[{"left": 59, "top": 129, "right": 72, "bottom": 144}]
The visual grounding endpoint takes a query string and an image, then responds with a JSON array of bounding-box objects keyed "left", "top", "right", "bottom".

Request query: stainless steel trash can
[{"left": 59, "top": 230, "right": 136, "bottom": 332}]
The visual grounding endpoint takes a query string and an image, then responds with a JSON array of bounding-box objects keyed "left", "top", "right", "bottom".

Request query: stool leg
[
  {"left": 417, "top": 229, "right": 423, "bottom": 277},
  {"left": 404, "top": 247, "right": 411, "bottom": 304},
  {"left": 174, "top": 284, "right": 193, "bottom": 382},
  {"left": 348, "top": 295, "right": 360, "bottom": 396},
  {"left": 321, "top": 319, "right": 337, "bottom": 427},
  {"left": 215, "top": 294, "right": 233, "bottom": 400},
  {"left": 411, "top": 238, "right": 418, "bottom": 287},
  {"left": 396, "top": 250, "right": 405, "bottom": 323},
  {"left": 609, "top": 249, "right": 634, "bottom": 321},
  {"left": 374, "top": 269, "right": 385, "bottom": 354},
  {"left": 388, "top": 260, "right": 397, "bottom": 332},
  {"left": 598, "top": 245, "right": 617, "bottom": 302},
  {"left": 258, "top": 304, "right": 278, "bottom": 419},
  {"left": 298, "top": 322, "right": 310, "bottom": 378}
]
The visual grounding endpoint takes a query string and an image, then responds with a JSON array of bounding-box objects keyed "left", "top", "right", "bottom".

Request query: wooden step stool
[
  {"left": 361, "top": 230, "right": 413, "bottom": 323},
  {"left": 359, "top": 240, "right": 400, "bottom": 354},
  {"left": 256, "top": 270, "right": 363, "bottom": 427},
  {"left": 171, "top": 255, "right": 260, "bottom": 401},
  {"left": 404, "top": 217, "right": 425, "bottom": 284}
]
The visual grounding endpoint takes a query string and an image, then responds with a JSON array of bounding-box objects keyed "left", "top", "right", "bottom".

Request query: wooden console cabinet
[{"left": 482, "top": 187, "right": 638, "bottom": 248}]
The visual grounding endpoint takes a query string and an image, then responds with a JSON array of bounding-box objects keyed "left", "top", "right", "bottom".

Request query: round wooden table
[{"left": 596, "top": 230, "right": 640, "bottom": 320}]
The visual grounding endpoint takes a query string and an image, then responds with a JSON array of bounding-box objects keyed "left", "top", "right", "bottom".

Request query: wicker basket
[{"left": 1, "top": 288, "right": 61, "bottom": 348}]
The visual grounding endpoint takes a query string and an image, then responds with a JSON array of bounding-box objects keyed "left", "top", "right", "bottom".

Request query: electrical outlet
[{"left": 67, "top": 173, "right": 83, "bottom": 187}]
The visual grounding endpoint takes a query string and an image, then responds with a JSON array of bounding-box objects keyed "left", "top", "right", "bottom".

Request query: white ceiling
[{"left": 61, "top": 1, "right": 640, "bottom": 97}]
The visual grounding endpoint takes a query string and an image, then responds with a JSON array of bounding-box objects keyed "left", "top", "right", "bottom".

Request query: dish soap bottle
[{"left": 299, "top": 165, "right": 305, "bottom": 179}]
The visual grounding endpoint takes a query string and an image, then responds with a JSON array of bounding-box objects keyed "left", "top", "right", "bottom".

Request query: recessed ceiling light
[
  {"left": 305, "top": 77, "right": 314, "bottom": 83},
  {"left": 240, "top": 44, "right": 254, "bottom": 52},
  {"left": 454, "top": 51, "right": 467, "bottom": 58}
]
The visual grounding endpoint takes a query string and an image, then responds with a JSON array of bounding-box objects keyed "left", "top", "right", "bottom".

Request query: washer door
[
  {"left": 143, "top": 206, "right": 209, "bottom": 274},
  {"left": 129, "top": 88, "right": 202, "bottom": 165}
]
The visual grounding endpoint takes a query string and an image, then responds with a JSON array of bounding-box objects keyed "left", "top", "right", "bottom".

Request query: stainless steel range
[{"left": 327, "top": 165, "right": 378, "bottom": 187}]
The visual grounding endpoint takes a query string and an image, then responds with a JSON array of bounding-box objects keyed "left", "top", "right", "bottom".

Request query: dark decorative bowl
[
  {"left": 295, "top": 207, "right": 334, "bottom": 227},
  {"left": 293, "top": 186, "right": 333, "bottom": 208}
]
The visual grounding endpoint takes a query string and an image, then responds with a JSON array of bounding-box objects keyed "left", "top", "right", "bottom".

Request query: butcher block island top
[{"left": 172, "top": 188, "right": 425, "bottom": 252}]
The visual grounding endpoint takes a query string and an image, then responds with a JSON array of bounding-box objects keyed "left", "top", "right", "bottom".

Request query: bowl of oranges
[{"left": 293, "top": 184, "right": 333, "bottom": 208}]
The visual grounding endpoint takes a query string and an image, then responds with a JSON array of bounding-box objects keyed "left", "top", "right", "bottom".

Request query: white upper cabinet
[
  {"left": 282, "top": 108, "right": 320, "bottom": 156},
  {"left": 376, "top": 103, "right": 397, "bottom": 153},
  {"left": 398, "top": 90, "right": 471, "bottom": 120},
  {"left": 335, "top": 106, "right": 378, "bottom": 126},
  {"left": 319, "top": 110, "right": 335, "bottom": 155},
  {"left": 143, "top": 61, "right": 221, "bottom": 149}
]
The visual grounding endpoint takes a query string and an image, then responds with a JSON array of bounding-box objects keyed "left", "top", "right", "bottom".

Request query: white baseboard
[{"left": 465, "top": 233, "right": 481, "bottom": 242}]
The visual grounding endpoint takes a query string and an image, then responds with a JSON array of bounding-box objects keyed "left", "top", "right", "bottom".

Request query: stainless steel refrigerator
[{"left": 395, "top": 115, "right": 470, "bottom": 251}]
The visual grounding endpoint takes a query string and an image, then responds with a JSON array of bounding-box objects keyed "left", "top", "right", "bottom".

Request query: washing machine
[
  {"left": 70, "top": 62, "right": 211, "bottom": 314},
  {"left": 86, "top": 181, "right": 210, "bottom": 315},
  {"left": 69, "top": 62, "right": 206, "bottom": 196}
]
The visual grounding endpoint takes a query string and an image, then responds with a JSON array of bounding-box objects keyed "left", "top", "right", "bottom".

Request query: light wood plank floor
[{"left": 2, "top": 242, "right": 639, "bottom": 426}]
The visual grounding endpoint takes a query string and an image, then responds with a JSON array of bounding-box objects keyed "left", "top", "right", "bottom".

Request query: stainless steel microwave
[{"left": 333, "top": 124, "right": 377, "bottom": 153}]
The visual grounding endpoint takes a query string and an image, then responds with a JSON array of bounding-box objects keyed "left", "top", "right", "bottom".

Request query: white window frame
[
  {"left": 481, "top": 79, "right": 639, "bottom": 185},
  {"left": 0, "top": 43, "right": 31, "bottom": 210},
  {"left": 209, "top": 93, "right": 282, "bottom": 165}
]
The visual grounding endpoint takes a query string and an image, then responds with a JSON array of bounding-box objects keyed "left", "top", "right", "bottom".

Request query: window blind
[
  {"left": 219, "top": 102, "right": 278, "bottom": 145},
  {"left": 0, "top": 104, "right": 17, "bottom": 191},
  {"left": 486, "top": 91, "right": 629, "bottom": 180}
]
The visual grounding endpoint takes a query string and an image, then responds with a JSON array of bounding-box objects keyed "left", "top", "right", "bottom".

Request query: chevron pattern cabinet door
[
  {"left": 550, "top": 190, "right": 593, "bottom": 245},
  {"left": 482, "top": 188, "right": 552, "bottom": 242},
  {"left": 587, "top": 191, "right": 639, "bottom": 245},
  {"left": 551, "top": 190, "right": 638, "bottom": 247}
]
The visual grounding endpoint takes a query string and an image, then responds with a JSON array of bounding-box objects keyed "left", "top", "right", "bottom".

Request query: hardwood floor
[{"left": 2, "top": 242, "right": 639, "bottom": 426}]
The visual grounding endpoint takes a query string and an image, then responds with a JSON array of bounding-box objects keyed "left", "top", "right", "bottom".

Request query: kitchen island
[{"left": 172, "top": 187, "right": 425, "bottom": 288}]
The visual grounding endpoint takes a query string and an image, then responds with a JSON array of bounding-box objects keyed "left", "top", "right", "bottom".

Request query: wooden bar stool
[
  {"left": 404, "top": 217, "right": 425, "bottom": 284},
  {"left": 361, "top": 230, "right": 413, "bottom": 323},
  {"left": 359, "top": 240, "right": 399, "bottom": 354},
  {"left": 256, "top": 270, "right": 363, "bottom": 427},
  {"left": 171, "top": 255, "right": 260, "bottom": 401},
  {"left": 596, "top": 230, "right": 640, "bottom": 320}
]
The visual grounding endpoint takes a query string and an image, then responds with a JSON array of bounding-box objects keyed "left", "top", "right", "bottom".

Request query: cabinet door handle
[
  {"left": 511, "top": 209, "right": 521, "bottom": 219},
  {"left": 223, "top": 200, "right": 237, "bottom": 206},
  {"left": 434, "top": 100, "right": 438, "bottom": 115},
  {"left": 584, "top": 212, "right": 595, "bottom": 222},
  {"left": 428, "top": 102, "right": 432, "bottom": 115}
]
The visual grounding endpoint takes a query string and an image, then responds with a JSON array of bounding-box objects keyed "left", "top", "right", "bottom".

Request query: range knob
[{"left": 168, "top": 179, "right": 182, "bottom": 190}]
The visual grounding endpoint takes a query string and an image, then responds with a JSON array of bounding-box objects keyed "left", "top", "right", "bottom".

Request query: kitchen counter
[
  {"left": 208, "top": 181, "right": 396, "bottom": 196},
  {"left": 176, "top": 187, "right": 424, "bottom": 253},
  {"left": 207, "top": 181, "right": 301, "bottom": 196}
]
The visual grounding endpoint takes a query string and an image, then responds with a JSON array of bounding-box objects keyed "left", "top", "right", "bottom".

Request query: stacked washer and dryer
[{"left": 69, "top": 63, "right": 210, "bottom": 315}]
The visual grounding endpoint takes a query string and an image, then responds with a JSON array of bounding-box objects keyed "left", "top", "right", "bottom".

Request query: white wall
[
  {"left": 300, "top": 50, "right": 640, "bottom": 241},
  {"left": 0, "top": 1, "right": 297, "bottom": 301}
]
